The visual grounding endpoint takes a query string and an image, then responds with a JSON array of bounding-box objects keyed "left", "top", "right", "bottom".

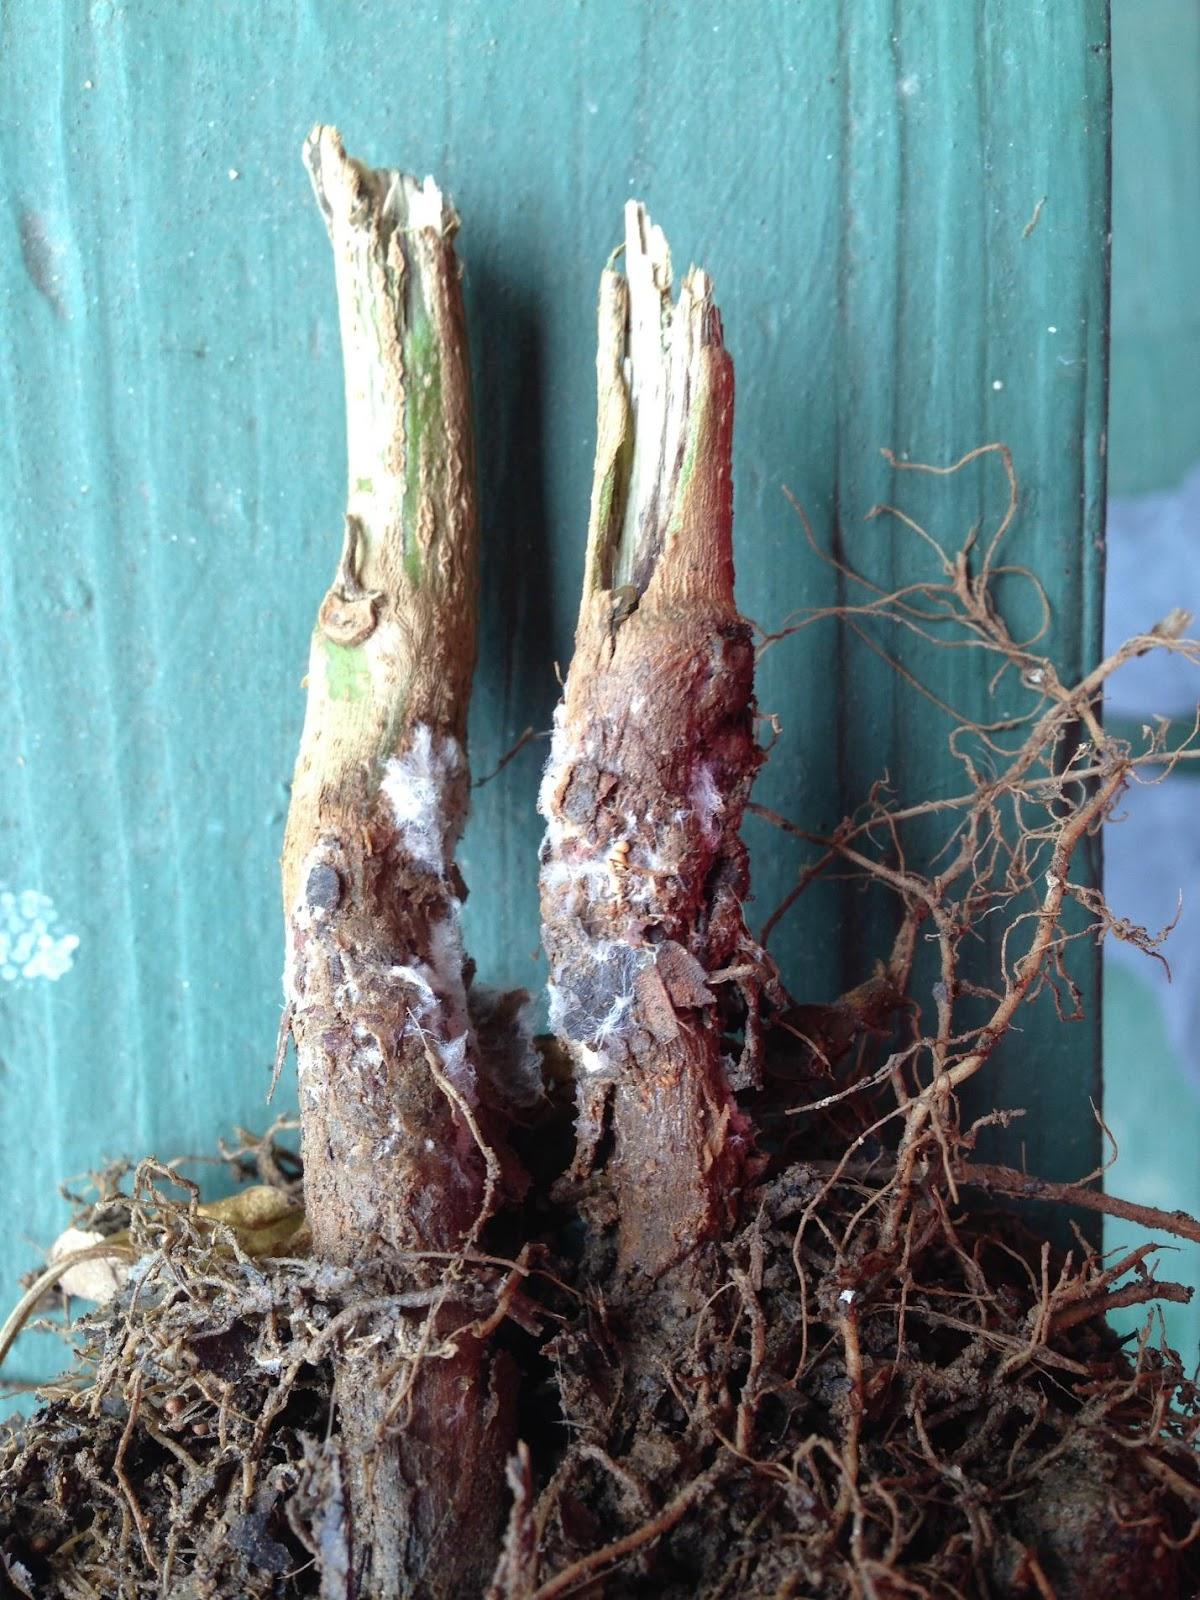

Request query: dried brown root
[
  {"left": 0, "top": 1142, "right": 549, "bottom": 1599},
  {"left": 2, "top": 1078, "right": 1199, "bottom": 1597},
  {"left": 490, "top": 1150, "right": 1197, "bottom": 1599}
]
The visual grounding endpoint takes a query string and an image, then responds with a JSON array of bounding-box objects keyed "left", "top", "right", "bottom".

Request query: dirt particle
[{"left": 18, "top": 212, "right": 66, "bottom": 318}]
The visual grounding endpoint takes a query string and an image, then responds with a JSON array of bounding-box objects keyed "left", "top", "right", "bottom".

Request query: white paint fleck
[
  {"left": 838, "top": 1287, "right": 856, "bottom": 1306},
  {"left": 992, "top": 379, "right": 1004, "bottom": 392},
  {"left": 898, "top": 73, "right": 920, "bottom": 97},
  {"left": 1047, "top": 325, "right": 1058, "bottom": 334},
  {"left": 0, "top": 889, "right": 79, "bottom": 982}
]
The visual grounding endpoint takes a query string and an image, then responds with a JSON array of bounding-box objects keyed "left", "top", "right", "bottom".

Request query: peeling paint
[{"left": 0, "top": 889, "right": 79, "bottom": 981}]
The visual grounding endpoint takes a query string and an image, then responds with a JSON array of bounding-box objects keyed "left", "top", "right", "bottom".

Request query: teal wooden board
[
  {"left": 0, "top": 2, "right": 1109, "bottom": 1394},
  {"left": 1109, "top": 0, "right": 1200, "bottom": 497}
]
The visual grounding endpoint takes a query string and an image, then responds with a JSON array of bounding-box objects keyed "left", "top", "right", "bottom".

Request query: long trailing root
[
  {"left": 755, "top": 443, "right": 1199, "bottom": 1248},
  {"left": 494, "top": 446, "right": 1200, "bottom": 1596}
]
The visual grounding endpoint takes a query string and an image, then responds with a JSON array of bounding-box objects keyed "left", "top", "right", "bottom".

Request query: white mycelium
[
  {"left": 689, "top": 762, "right": 725, "bottom": 847},
  {"left": 380, "top": 725, "right": 466, "bottom": 874},
  {"left": 541, "top": 706, "right": 707, "bottom": 1071}
]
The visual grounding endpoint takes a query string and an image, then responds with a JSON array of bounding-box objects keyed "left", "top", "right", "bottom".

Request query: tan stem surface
[{"left": 283, "top": 125, "right": 508, "bottom": 1599}]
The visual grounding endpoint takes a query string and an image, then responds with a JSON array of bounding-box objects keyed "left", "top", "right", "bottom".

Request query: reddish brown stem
[{"left": 539, "top": 205, "right": 769, "bottom": 1283}]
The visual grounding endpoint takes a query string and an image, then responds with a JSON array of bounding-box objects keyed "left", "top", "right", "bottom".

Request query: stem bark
[
  {"left": 539, "top": 204, "right": 769, "bottom": 1286},
  {"left": 283, "top": 125, "right": 510, "bottom": 1598}
]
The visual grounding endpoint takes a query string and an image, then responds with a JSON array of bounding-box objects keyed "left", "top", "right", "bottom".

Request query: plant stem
[
  {"left": 283, "top": 124, "right": 509, "bottom": 1598},
  {"left": 539, "top": 203, "right": 768, "bottom": 1284}
]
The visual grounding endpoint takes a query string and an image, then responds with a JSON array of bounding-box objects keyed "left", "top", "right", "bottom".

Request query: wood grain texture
[{"left": 0, "top": 1, "right": 1109, "bottom": 1391}]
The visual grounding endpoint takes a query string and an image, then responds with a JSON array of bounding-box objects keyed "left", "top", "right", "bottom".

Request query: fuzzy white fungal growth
[
  {"left": 540, "top": 856, "right": 613, "bottom": 897},
  {"left": 467, "top": 983, "right": 545, "bottom": 1109},
  {"left": 350, "top": 1020, "right": 384, "bottom": 1077},
  {"left": 390, "top": 964, "right": 437, "bottom": 1013},
  {"left": 690, "top": 762, "right": 725, "bottom": 847},
  {"left": 537, "top": 708, "right": 568, "bottom": 824},
  {"left": 49, "top": 1226, "right": 129, "bottom": 1304},
  {"left": 538, "top": 702, "right": 599, "bottom": 856},
  {"left": 577, "top": 1043, "right": 608, "bottom": 1076},
  {"left": 546, "top": 980, "right": 568, "bottom": 1039},
  {"left": 427, "top": 910, "right": 469, "bottom": 1021},
  {"left": 547, "top": 941, "right": 651, "bottom": 1067},
  {"left": 506, "top": 998, "right": 545, "bottom": 1105},
  {"left": 595, "top": 990, "right": 634, "bottom": 1042},
  {"left": 380, "top": 725, "right": 466, "bottom": 874},
  {"left": 436, "top": 1032, "right": 474, "bottom": 1098}
]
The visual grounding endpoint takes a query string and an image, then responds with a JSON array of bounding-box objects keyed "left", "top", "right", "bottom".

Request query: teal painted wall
[
  {"left": 1103, "top": 0, "right": 1200, "bottom": 1363},
  {"left": 0, "top": 3, "right": 1109, "bottom": 1394}
]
